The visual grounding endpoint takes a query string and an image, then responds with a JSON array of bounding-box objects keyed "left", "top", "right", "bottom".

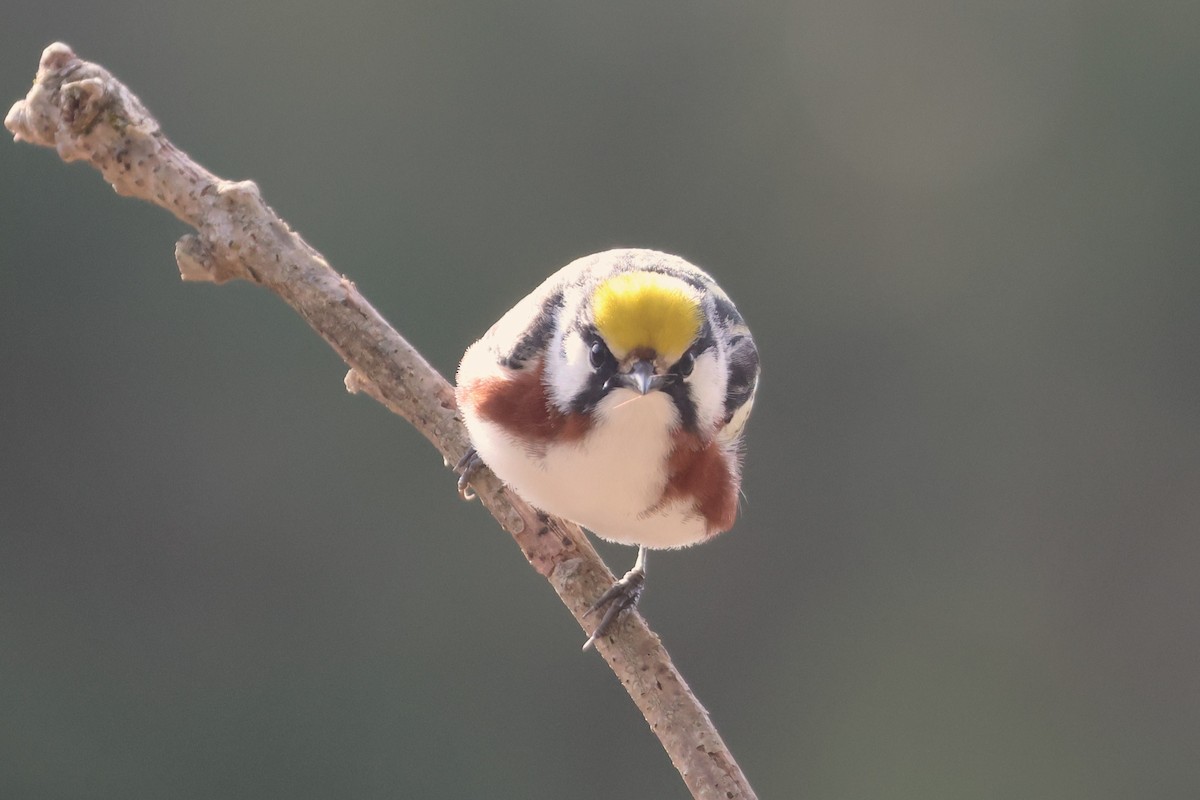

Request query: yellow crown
[{"left": 592, "top": 272, "right": 702, "bottom": 362}]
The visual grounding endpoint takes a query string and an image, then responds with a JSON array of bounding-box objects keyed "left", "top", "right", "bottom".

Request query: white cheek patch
[
  {"left": 686, "top": 349, "right": 726, "bottom": 433},
  {"left": 547, "top": 328, "right": 593, "bottom": 410}
]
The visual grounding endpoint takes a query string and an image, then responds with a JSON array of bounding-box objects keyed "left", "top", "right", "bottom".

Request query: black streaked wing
[
  {"left": 722, "top": 330, "right": 759, "bottom": 434},
  {"left": 494, "top": 288, "right": 563, "bottom": 370}
]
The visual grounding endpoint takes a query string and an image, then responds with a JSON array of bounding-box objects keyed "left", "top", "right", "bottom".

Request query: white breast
[{"left": 464, "top": 388, "right": 709, "bottom": 549}]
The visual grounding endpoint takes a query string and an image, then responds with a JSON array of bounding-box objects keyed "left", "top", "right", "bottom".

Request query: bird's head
[{"left": 550, "top": 268, "right": 726, "bottom": 434}]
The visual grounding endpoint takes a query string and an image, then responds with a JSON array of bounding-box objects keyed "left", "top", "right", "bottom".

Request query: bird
[{"left": 454, "top": 248, "right": 759, "bottom": 650}]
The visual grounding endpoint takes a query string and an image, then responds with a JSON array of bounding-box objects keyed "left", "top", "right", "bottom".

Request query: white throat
[{"left": 471, "top": 386, "right": 700, "bottom": 547}]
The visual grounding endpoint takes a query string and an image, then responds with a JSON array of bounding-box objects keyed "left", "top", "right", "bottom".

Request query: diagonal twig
[{"left": 6, "top": 43, "right": 756, "bottom": 800}]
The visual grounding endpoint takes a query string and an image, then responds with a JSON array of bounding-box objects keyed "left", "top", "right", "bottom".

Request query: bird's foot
[
  {"left": 454, "top": 448, "right": 485, "bottom": 501},
  {"left": 582, "top": 548, "right": 647, "bottom": 651}
]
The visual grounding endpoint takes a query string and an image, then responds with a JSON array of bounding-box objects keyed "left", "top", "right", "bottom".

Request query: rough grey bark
[{"left": 6, "top": 43, "right": 756, "bottom": 800}]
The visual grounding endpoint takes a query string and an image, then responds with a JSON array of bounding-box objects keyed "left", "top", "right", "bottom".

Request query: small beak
[
  {"left": 627, "top": 359, "right": 656, "bottom": 395},
  {"left": 606, "top": 358, "right": 668, "bottom": 395}
]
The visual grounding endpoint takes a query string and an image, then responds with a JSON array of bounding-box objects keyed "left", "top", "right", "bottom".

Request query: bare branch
[{"left": 7, "top": 43, "right": 756, "bottom": 799}]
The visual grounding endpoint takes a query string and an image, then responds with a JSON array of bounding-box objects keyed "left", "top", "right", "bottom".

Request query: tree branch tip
[
  {"left": 4, "top": 90, "right": 41, "bottom": 144},
  {"left": 40, "top": 42, "right": 77, "bottom": 72},
  {"left": 4, "top": 105, "right": 25, "bottom": 142}
]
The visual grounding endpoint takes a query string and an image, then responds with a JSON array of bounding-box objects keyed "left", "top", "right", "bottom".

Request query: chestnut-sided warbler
[{"left": 455, "top": 249, "right": 759, "bottom": 649}]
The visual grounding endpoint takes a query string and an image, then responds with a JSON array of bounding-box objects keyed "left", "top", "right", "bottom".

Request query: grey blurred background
[{"left": 2, "top": 2, "right": 1198, "bottom": 798}]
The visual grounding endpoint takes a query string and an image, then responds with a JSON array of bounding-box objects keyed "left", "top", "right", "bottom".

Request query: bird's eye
[
  {"left": 674, "top": 352, "right": 695, "bottom": 378},
  {"left": 588, "top": 340, "right": 609, "bottom": 369}
]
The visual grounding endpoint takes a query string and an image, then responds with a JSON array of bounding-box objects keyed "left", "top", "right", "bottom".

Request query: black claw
[
  {"left": 454, "top": 448, "right": 484, "bottom": 501},
  {"left": 582, "top": 565, "right": 646, "bottom": 651}
]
